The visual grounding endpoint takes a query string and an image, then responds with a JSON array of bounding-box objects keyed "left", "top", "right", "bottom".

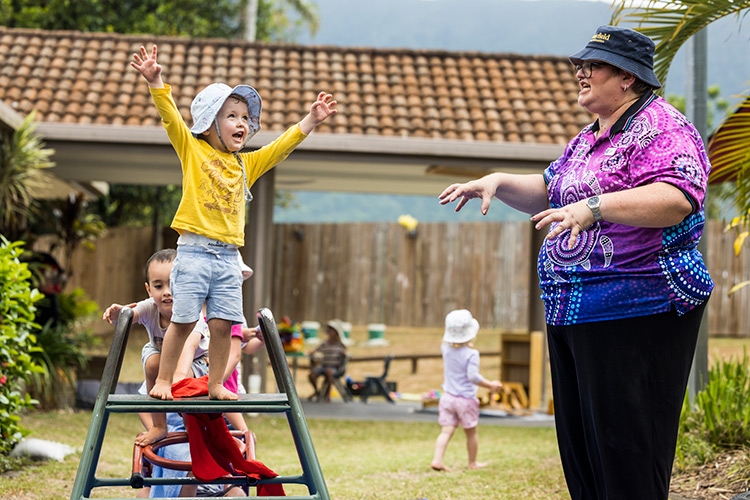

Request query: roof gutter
[{"left": 35, "top": 122, "right": 565, "bottom": 162}]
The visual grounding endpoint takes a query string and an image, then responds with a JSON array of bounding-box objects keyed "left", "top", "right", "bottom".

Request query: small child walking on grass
[
  {"left": 431, "top": 309, "right": 502, "bottom": 472},
  {"left": 130, "top": 44, "right": 336, "bottom": 401}
]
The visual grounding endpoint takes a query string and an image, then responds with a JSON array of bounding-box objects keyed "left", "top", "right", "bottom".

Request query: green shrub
[
  {"left": 0, "top": 237, "right": 43, "bottom": 454},
  {"left": 675, "top": 349, "right": 750, "bottom": 469},
  {"left": 28, "top": 287, "right": 100, "bottom": 410}
]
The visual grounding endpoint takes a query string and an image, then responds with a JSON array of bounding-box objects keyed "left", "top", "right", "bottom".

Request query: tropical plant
[
  {"left": 27, "top": 288, "right": 100, "bottom": 410},
  {"left": 30, "top": 193, "right": 107, "bottom": 280},
  {"left": 0, "top": 237, "right": 44, "bottom": 455},
  {"left": 0, "top": 111, "right": 54, "bottom": 242},
  {"left": 611, "top": 1, "right": 750, "bottom": 92},
  {"left": 675, "top": 350, "right": 750, "bottom": 470}
]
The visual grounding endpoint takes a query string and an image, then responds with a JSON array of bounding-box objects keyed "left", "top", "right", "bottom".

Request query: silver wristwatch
[{"left": 586, "top": 196, "right": 603, "bottom": 222}]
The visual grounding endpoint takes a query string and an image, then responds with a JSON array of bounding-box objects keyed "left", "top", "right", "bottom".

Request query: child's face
[
  {"left": 144, "top": 260, "right": 173, "bottom": 319},
  {"left": 203, "top": 97, "right": 250, "bottom": 153},
  {"left": 326, "top": 327, "right": 340, "bottom": 342}
]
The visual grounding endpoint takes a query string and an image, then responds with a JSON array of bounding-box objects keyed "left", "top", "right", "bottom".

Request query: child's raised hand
[
  {"left": 130, "top": 45, "right": 163, "bottom": 87},
  {"left": 299, "top": 92, "right": 337, "bottom": 135},
  {"left": 102, "top": 303, "right": 136, "bottom": 324},
  {"left": 309, "top": 92, "right": 337, "bottom": 124}
]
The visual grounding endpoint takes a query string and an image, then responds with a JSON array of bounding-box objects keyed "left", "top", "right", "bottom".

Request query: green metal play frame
[{"left": 69, "top": 307, "right": 330, "bottom": 500}]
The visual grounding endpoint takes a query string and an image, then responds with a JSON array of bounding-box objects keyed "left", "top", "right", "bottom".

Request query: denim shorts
[
  {"left": 170, "top": 244, "right": 244, "bottom": 324},
  {"left": 140, "top": 342, "right": 209, "bottom": 378}
]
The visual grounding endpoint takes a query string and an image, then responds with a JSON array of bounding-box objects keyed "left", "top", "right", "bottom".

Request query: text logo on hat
[{"left": 591, "top": 32, "right": 610, "bottom": 44}]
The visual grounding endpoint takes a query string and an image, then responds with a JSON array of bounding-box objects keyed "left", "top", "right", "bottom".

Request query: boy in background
[{"left": 103, "top": 248, "right": 208, "bottom": 446}]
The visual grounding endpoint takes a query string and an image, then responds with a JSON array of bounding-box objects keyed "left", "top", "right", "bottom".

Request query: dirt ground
[{"left": 671, "top": 449, "right": 750, "bottom": 500}]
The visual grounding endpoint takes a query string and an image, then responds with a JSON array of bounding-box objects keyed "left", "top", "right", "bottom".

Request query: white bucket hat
[
  {"left": 443, "top": 309, "right": 480, "bottom": 344},
  {"left": 189, "top": 83, "right": 262, "bottom": 139},
  {"left": 326, "top": 319, "right": 344, "bottom": 339}
]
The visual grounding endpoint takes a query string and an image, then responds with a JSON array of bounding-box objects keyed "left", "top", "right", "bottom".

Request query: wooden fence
[{"left": 44, "top": 220, "right": 750, "bottom": 336}]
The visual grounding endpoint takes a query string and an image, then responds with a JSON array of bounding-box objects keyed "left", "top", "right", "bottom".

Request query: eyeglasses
[{"left": 574, "top": 62, "right": 608, "bottom": 78}]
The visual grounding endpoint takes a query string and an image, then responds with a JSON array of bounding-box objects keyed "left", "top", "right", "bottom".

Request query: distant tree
[
  {"left": 0, "top": 0, "right": 318, "bottom": 40},
  {"left": 255, "top": 0, "right": 319, "bottom": 41}
]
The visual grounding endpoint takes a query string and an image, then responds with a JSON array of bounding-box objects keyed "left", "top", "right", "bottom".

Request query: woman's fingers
[{"left": 438, "top": 184, "right": 460, "bottom": 202}]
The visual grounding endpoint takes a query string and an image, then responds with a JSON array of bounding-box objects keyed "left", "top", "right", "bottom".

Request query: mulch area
[{"left": 670, "top": 450, "right": 750, "bottom": 500}]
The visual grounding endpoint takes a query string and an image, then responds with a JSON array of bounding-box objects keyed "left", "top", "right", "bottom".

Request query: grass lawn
[
  {"left": 4, "top": 411, "right": 565, "bottom": 500},
  {"left": 3, "top": 328, "right": 748, "bottom": 499}
]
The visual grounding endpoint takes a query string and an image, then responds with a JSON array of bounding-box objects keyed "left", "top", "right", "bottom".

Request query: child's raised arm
[
  {"left": 299, "top": 92, "right": 337, "bottom": 135},
  {"left": 130, "top": 45, "right": 165, "bottom": 89},
  {"left": 102, "top": 302, "right": 138, "bottom": 324}
]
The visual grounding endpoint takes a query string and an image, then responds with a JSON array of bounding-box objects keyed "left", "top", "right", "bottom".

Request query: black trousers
[{"left": 547, "top": 302, "right": 706, "bottom": 500}]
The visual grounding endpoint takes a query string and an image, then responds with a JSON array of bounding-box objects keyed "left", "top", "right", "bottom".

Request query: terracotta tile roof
[{"left": 0, "top": 27, "right": 593, "bottom": 145}]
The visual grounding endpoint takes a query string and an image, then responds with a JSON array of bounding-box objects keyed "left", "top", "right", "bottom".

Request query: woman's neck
[{"left": 596, "top": 94, "right": 640, "bottom": 139}]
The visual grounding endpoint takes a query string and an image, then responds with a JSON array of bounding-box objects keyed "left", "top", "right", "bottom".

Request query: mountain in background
[{"left": 275, "top": 0, "right": 750, "bottom": 223}]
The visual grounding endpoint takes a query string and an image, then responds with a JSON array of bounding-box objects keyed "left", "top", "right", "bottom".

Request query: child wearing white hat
[
  {"left": 431, "top": 309, "right": 502, "bottom": 472},
  {"left": 130, "top": 45, "right": 337, "bottom": 402}
]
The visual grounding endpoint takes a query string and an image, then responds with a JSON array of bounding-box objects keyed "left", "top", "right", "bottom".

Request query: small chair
[
  {"left": 313, "top": 354, "right": 353, "bottom": 402},
  {"left": 360, "top": 355, "right": 395, "bottom": 404}
]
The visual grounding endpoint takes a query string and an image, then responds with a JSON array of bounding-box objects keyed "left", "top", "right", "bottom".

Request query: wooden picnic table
[{"left": 290, "top": 351, "right": 502, "bottom": 375}]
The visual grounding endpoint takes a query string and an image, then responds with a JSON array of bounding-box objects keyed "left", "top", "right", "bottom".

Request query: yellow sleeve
[
  {"left": 149, "top": 84, "right": 196, "bottom": 165},
  {"left": 240, "top": 124, "right": 307, "bottom": 187}
]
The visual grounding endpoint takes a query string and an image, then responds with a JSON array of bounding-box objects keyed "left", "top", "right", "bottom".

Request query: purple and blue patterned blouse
[{"left": 539, "top": 93, "right": 714, "bottom": 325}]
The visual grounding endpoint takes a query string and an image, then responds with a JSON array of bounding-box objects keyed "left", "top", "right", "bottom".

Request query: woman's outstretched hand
[{"left": 438, "top": 178, "right": 496, "bottom": 215}]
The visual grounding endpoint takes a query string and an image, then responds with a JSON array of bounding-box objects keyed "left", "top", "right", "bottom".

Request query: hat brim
[
  {"left": 189, "top": 84, "right": 263, "bottom": 136},
  {"left": 442, "top": 318, "right": 479, "bottom": 344},
  {"left": 569, "top": 47, "right": 661, "bottom": 89},
  {"left": 326, "top": 321, "right": 344, "bottom": 339}
]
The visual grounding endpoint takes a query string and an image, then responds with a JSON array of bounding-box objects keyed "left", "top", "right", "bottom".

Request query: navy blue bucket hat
[{"left": 569, "top": 25, "right": 661, "bottom": 89}]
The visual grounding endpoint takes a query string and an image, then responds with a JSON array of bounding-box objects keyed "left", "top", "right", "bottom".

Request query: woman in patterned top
[{"left": 439, "top": 25, "right": 712, "bottom": 500}]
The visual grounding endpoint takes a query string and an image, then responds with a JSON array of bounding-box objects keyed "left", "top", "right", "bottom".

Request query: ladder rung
[{"left": 105, "top": 393, "right": 290, "bottom": 413}]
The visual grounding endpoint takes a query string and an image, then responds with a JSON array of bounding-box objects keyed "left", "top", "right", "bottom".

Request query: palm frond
[
  {"left": 611, "top": 0, "right": 750, "bottom": 89},
  {"left": 708, "top": 96, "right": 750, "bottom": 185}
]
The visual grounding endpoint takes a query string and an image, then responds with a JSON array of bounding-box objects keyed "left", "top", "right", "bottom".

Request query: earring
[{"left": 623, "top": 85, "right": 629, "bottom": 92}]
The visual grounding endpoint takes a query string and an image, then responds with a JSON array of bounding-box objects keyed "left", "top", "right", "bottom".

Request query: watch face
[{"left": 588, "top": 196, "right": 598, "bottom": 207}]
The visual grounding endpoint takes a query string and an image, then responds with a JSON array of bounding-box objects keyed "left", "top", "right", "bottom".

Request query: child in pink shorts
[{"left": 431, "top": 309, "right": 502, "bottom": 472}]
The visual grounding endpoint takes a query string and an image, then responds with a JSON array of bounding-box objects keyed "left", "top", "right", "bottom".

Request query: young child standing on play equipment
[
  {"left": 102, "top": 248, "right": 209, "bottom": 447},
  {"left": 431, "top": 309, "right": 503, "bottom": 472},
  {"left": 130, "top": 44, "right": 337, "bottom": 401}
]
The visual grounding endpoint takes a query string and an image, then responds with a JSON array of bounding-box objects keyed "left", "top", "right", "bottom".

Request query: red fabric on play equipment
[{"left": 172, "top": 376, "right": 285, "bottom": 496}]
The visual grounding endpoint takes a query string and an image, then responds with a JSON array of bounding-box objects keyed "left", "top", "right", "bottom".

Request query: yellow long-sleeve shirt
[{"left": 151, "top": 85, "right": 306, "bottom": 246}]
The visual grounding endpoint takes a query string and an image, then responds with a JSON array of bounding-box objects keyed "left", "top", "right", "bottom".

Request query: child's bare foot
[
  {"left": 468, "top": 461, "right": 488, "bottom": 470},
  {"left": 209, "top": 384, "right": 238, "bottom": 401},
  {"left": 135, "top": 426, "right": 167, "bottom": 446},
  {"left": 430, "top": 463, "right": 451, "bottom": 472},
  {"left": 149, "top": 379, "right": 173, "bottom": 400}
]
